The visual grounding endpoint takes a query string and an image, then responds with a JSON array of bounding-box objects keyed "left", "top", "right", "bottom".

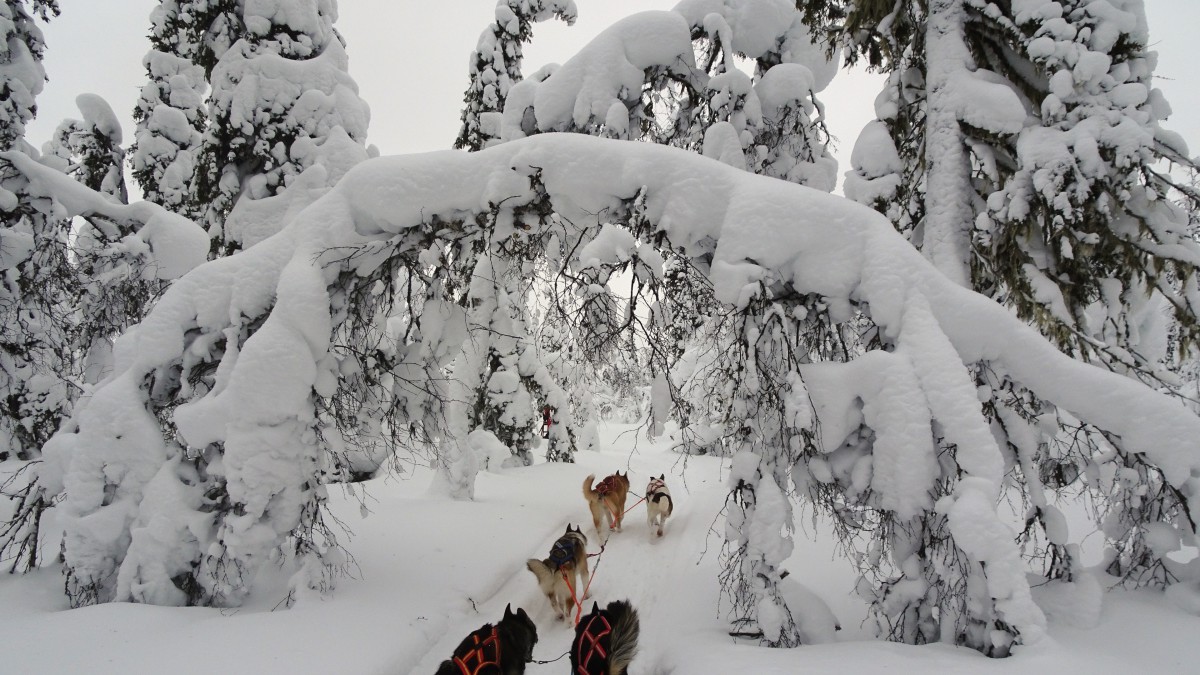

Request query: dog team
[{"left": 435, "top": 471, "right": 673, "bottom": 674}]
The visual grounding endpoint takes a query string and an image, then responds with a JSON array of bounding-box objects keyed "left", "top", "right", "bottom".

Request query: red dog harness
[
  {"left": 647, "top": 478, "right": 666, "bottom": 494},
  {"left": 596, "top": 475, "right": 618, "bottom": 495},
  {"left": 453, "top": 627, "right": 501, "bottom": 675},
  {"left": 574, "top": 613, "right": 613, "bottom": 674}
]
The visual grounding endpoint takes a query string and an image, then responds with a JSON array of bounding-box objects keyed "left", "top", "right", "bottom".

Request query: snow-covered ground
[{"left": 1, "top": 421, "right": 1198, "bottom": 674}]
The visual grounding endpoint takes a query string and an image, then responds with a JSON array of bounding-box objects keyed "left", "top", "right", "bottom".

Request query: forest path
[{"left": 407, "top": 426, "right": 732, "bottom": 674}]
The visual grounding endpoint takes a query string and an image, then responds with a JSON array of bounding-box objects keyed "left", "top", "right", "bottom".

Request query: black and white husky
[
  {"left": 645, "top": 474, "right": 673, "bottom": 537},
  {"left": 526, "top": 525, "right": 590, "bottom": 621}
]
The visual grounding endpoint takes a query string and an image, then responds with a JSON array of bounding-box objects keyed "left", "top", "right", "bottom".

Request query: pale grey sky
[{"left": 25, "top": 0, "right": 1200, "bottom": 194}]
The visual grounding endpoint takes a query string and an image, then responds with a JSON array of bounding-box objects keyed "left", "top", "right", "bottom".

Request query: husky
[
  {"left": 526, "top": 525, "right": 590, "bottom": 621},
  {"left": 571, "top": 599, "right": 640, "bottom": 675},
  {"left": 644, "top": 474, "right": 673, "bottom": 537},
  {"left": 434, "top": 603, "right": 538, "bottom": 675},
  {"left": 583, "top": 472, "right": 631, "bottom": 536}
]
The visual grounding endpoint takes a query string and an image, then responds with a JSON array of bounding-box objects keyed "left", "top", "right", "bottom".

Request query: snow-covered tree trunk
[{"left": 921, "top": 0, "right": 974, "bottom": 287}]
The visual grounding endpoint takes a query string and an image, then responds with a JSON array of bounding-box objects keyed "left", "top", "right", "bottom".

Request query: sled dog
[
  {"left": 645, "top": 474, "right": 673, "bottom": 537},
  {"left": 525, "top": 525, "right": 590, "bottom": 621},
  {"left": 571, "top": 599, "right": 640, "bottom": 675},
  {"left": 434, "top": 603, "right": 538, "bottom": 675},
  {"left": 583, "top": 472, "right": 630, "bottom": 536}
]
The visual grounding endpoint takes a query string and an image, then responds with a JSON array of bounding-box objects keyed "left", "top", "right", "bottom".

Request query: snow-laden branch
[
  {"left": 0, "top": 150, "right": 208, "bottom": 279},
  {"left": 39, "top": 133, "right": 1200, "bottom": 612}
]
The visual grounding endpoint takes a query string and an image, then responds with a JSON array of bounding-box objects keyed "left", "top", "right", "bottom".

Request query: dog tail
[
  {"left": 582, "top": 474, "right": 597, "bottom": 502},
  {"left": 526, "top": 558, "right": 553, "bottom": 587},
  {"left": 605, "top": 599, "right": 640, "bottom": 673}
]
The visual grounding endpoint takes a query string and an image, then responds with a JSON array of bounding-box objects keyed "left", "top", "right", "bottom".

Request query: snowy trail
[
  {"left": 4, "top": 421, "right": 1200, "bottom": 674},
  {"left": 408, "top": 426, "right": 733, "bottom": 674}
]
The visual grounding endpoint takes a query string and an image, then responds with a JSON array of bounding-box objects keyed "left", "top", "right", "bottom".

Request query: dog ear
[
  {"left": 659, "top": 473, "right": 664, "bottom": 480},
  {"left": 504, "top": 603, "right": 513, "bottom": 618}
]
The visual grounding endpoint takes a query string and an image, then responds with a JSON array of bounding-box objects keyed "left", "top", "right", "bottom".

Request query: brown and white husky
[
  {"left": 526, "top": 525, "right": 590, "bottom": 621},
  {"left": 645, "top": 474, "right": 673, "bottom": 537},
  {"left": 583, "top": 472, "right": 630, "bottom": 536}
]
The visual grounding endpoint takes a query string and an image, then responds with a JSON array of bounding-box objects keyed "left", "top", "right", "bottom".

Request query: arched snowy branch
[{"left": 35, "top": 134, "right": 1200, "bottom": 627}]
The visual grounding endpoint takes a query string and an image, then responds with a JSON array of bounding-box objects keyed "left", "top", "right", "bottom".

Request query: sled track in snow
[
  {"left": 407, "top": 516, "right": 582, "bottom": 672},
  {"left": 407, "top": 448, "right": 726, "bottom": 674}
]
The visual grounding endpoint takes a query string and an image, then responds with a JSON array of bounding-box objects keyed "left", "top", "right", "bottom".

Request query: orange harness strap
[
  {"left": 575, "top": 614, "right": 613, "bottom": 675},
  {"left": 453, "top": 627, "right": 501, "bottom": 675}
]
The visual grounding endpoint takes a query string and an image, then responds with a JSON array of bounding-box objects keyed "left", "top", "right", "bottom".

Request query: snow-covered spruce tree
[
  {"left": 0, "top": 148, "right": 207, "bottom": 574},
  {"left": 44, "top": 94, "right": 127, "bottom": 202},
  {"left": 451, "top": 1, "right": 590, "bottom": 471},
  {"left": 0, "top": 0, "right": 63, "bottom": 466},
  {"left": 4, "top": 0, "right": 374, "bottom": 606},
  {"left": 129, "top": 1, "right": 220, "bottom": 215},
  {"left": 427, "top": 175, "right": 588, "bottom": 473},
  {"left": 455, "top": 0, "right": 577, "bottom": 151},
  {"left": 38, "top": 137, "right": 370, "bottom": 608},
  {"left": 654, "top": 5, "right": 837, "bottom": 191},
  {"left": 819, "top": 0, "right": 1200, "bottom": 594},
  {"left": 2, "top": 87, "right": 205, "bottom": 575},
  {"left": 0, "top": 0, "right": 56, "bottom": 150},
  {"left": 42, "top": 93, "right": 162, "bottom": 386},
  {"left": 537, "top": 315, "right": 598, "bottom": 457},
  {"left": 193, "top": 0, "right": 369, "bottom": 255},
  {"left": 970, "top": 0, "right": 1200, "bottom": 374},
  {"left": 825, "top": 0, "right": 1200, "bottom": 376},
  {"left": 461, "top": 250, "right": 545, "bottom": 467}
]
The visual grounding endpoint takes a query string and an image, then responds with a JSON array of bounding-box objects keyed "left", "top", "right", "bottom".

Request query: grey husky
[{"left": 525, "top": 524, "right": 590, "bottom": 621}]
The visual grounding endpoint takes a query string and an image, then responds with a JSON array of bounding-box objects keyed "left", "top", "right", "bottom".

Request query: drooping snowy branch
[{"left": 26, "top": 134, "right": 1198, "bottom": 642}]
